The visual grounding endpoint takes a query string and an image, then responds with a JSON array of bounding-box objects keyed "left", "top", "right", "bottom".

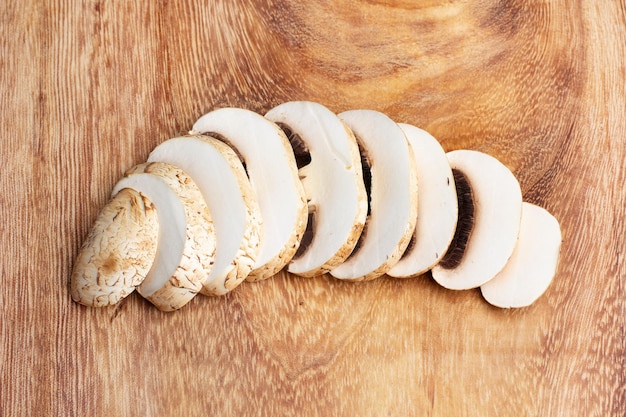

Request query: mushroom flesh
[
  {"left": 148, "top": 135, "right": 261, "bottom": 295},
  {"left": 387, "top": 123, "right": 458, "bottom": 278},
  {"left": 480, "top": 202, "right": 562, "bottom": 308},
  {"left": 265, "top": 101, "right": 368, "bottom": 277},
  {"left": 330, "top": 110, "right": 418, "bottom": 281},
  {"left": 431, "top": 150, "right": 522, "bottom": 290},
  {"left": 112, "top": 162, "right": 216, "bottom": 311},
  {"left": 192, "top": 108, "right": 308, "bottom": 281}
]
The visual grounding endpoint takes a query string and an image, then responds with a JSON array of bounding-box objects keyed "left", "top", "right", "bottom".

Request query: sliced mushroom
[
  {"left": 191, "top": 108, "right": 308, "bottom": 281},
  {"left": 329, "top": 110, "right": 418, "bottom": 281},
  {"left": 264, "top": 101, "right": 368, "bottom": 277},
  {"left": 431, "top": 150, "right": 522, "bottom": 290},
  {"left": 112, "top": 162, "right": 216, "bottom": 311},
  {"left": 480, "top": 202, "right": 561, "bottom": 308},
  {"left": 148, "top": 135, "right": 262, "bottom": 295},
  {"left": 70, "top": 188, "right": 159, "bottom": 307},
  {"left": 387, "top": 123, "right": 458, "bottom": 278}
]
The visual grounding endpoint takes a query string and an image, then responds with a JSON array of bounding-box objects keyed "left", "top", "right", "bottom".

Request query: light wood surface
[{"left": 2, "top": 1, "right": 625, "bottom": 415}]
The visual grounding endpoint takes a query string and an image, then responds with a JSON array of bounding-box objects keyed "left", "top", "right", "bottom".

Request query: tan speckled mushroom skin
[
  {"left": 70, "top": 188, "right": 158, "bottom": 307},
  {"left": 127, "top": 162, "right": 216, "bottom": 312}
]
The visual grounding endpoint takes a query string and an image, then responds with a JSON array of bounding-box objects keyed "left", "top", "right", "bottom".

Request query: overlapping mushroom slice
[
  {"left": 431, "top": 150, "right": 522, "bottom": 290},
  {"left": 480, "top": 202, "right": 562, "bottom": 308},
  {"left": 147, "top": 135, "right": 262, "bottom": 295},
  {"left": 264, "top": 101, "right": 368, "bottom": 277},
  {"left": 330, "top": 110, "right": 418, "bottom": 281},
  {"left": 192, "top": 108, "right": 308, "bottom": 281},
  {"left": 111, "top": 162, "right": 216, "bottom": 311},
  {"left": 70, "top": 188, "right": 159, "bottom": 307},
  {"left": 387, "top": 124, "right": 458, "bottom": 278}
]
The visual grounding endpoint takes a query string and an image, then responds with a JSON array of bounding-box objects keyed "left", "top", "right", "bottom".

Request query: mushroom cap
[
  {"left": 431, "top": 150, "right": 522, "bottom": 290},
  {"left": 148, "top": 135, "right": 262, "bottom": 295},
  {"left": 113, "top": 162, "right": 216, "bottom": 311},
  {"left": 192, "top": 108, "right": 308, "bottom": 281},
  {"left": 265, "top": 101, "right": 368, "bottom": 277},
  {"left": 70, "top": 188, "right": 159, "bottom": 307},
  {"left": 480, "top": 202, "right": 561, "bottom": 308},
  {"left": 330, "top": 110, "right": 418, "bottom": 281},
  {"left": 387, "top": 123, "right": 458, "bottom": 278}
]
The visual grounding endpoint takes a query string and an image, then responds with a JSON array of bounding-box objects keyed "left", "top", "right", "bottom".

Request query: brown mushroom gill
[
  {"left": 203, "top": 131, "right": 248, "bottom": 172},
  {"left": 275, "top": 122, "right": 312, "bottom": 169},
  {"left": 274, "top": 122, "right": 314, "bottom": 259},
  {"left": 438, "top": 169, "right": 475, "bottom": 269}
]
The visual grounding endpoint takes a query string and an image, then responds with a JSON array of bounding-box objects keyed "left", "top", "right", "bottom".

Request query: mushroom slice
[
  {"left": 480, "top": 202, "right": 561, "bottom": 308},
  {"left": 330, "top": 110, "right": 418, "bottom": 281},
  {"left": 112, "top": 162, "right": 216, "bottom": 311},
  {"left": 431, "top": 150, "right": 522, "bottom": 290},
  {"left": 264, "top": 101, "right": 368, "bottom": 277},
  {"left": 70, "top": 188, "right": 159, "bottom": 307},
  {"left": 191, "top": 108, "right": 308, "bottom": 281},
  {"left": 387, "top": 123, "right": 458, "bottom": 278},
  {"left": 148, "top": 135, "right": 262, "bottom": 295}
]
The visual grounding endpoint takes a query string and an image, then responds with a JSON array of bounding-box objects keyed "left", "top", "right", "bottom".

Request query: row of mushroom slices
[{"left": 71, "top": 101, "right": 562, "bottom": 312}]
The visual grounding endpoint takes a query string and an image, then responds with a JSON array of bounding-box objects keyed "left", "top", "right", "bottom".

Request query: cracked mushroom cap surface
[
  {"left": 148, "top": 135, "right": 262, "bottom": 295},
  {"left": 112, "top": 162, "right": 216, "bottom": 311},
  {"left": 480, "top": 202, "right": 562, "bottom": 308},
  {"left": 330, "top": 109, "right": 418, "bottom": 281},
  {"left": 192, "top": 108, "right": 308, "bottom": 281},
  {"left": 388, "top": 123, "right": 458, "bottom": 278},
  {"left": 265, "top": 101, "right": 368, "bottom": 277},
  {"left": 431, "top": 150, "right": 522, "bottom": 290},
  {"left": 70, "top": 188, "right": 159, "bottom": 307}
]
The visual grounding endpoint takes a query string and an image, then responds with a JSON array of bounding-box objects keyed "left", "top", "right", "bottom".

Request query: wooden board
[{"left": 2, "top": 0, "right": 625, "bottom": 415}]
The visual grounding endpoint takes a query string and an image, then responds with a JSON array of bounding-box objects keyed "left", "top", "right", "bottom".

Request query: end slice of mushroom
[
  {"left": 70, "top": 188, "right": 159, "bottom": 307},
  {"left": 330, "top": 110, "right": 418, "bottom": 281},
  {"left": 148, "top": 135, "right": 262, "bottom": 295},
  {"left": 431, "top": 150, "right": 522, "bottom": 290},
  {"left": 265, "top": 101, "right": 368, "bottom": 277},
  {"left": 480, "top": 202, "right": 561, "bottom": 308},
  {"left": 112, "top": 162, "right": 216, "bottom": 311},
  {"left": 387, "top": 123, "right": 458, "bottom": 278},
  {"left": 192, "top": 108, "right": 308, "bottom": 281}
]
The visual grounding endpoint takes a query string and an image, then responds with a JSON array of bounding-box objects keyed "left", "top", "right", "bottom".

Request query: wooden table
[{"left": 2, "top": 1, "right": 624, "bottom": 415}]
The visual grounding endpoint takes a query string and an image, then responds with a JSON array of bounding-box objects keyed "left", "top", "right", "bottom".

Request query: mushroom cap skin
[
  {"left": 431, "top": 150, "right": 522, "bottom": 290},
  {"left": 148, "top": 135, "right": 262, "bottom": 295},
  {"left": 265, "top": 101, "right": 368, "bottom": 277},
  {"left": 192, "top": 108, "right": 308, "bottom": 281},
  {"left": 112, "top": 162, "right": 216, "bottom": 311},
  {"left": 70, "top": 188, "right": 159, "bottom": 307},
  {"left": 387, "top": 123, "right": 458, "bottom": 278},
  {"left": 330, "top": 110, "right": 419, "bottom": 281},
  {"left": 480, "top": 202, "right": 562, "bottom": 308}
]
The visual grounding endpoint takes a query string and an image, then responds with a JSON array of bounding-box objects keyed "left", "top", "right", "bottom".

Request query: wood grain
[{"left": 1, "top": 0, "right": 625, "bottom": 415}]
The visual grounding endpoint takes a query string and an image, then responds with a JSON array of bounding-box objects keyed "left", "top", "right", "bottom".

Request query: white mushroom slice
[
  {"left": 112, "top": 162, "right": 216, "bottom": 311},
  {"left": 191, "top": 108, "right": 308, "bottom": 281},
  {"left": 148, "top": 135, "right": 262, "bottom": 295},
  {"left": 431, "top": 150, "right": 522, "bottom": 290},
  {"left": 330, "top": 110, "right": 418, "bottom": 281},
  {"left": 480, "top": 202, "right": 561, "bottom": 308},
  {"left": 70, "top": 188, "right": 159, "bottom": 307},
  {"left": 387, "top": 123, "right": 458, "bottom": 278},
  {"left": 264, "top": 101, "right": 368, "bottom": 277}
]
